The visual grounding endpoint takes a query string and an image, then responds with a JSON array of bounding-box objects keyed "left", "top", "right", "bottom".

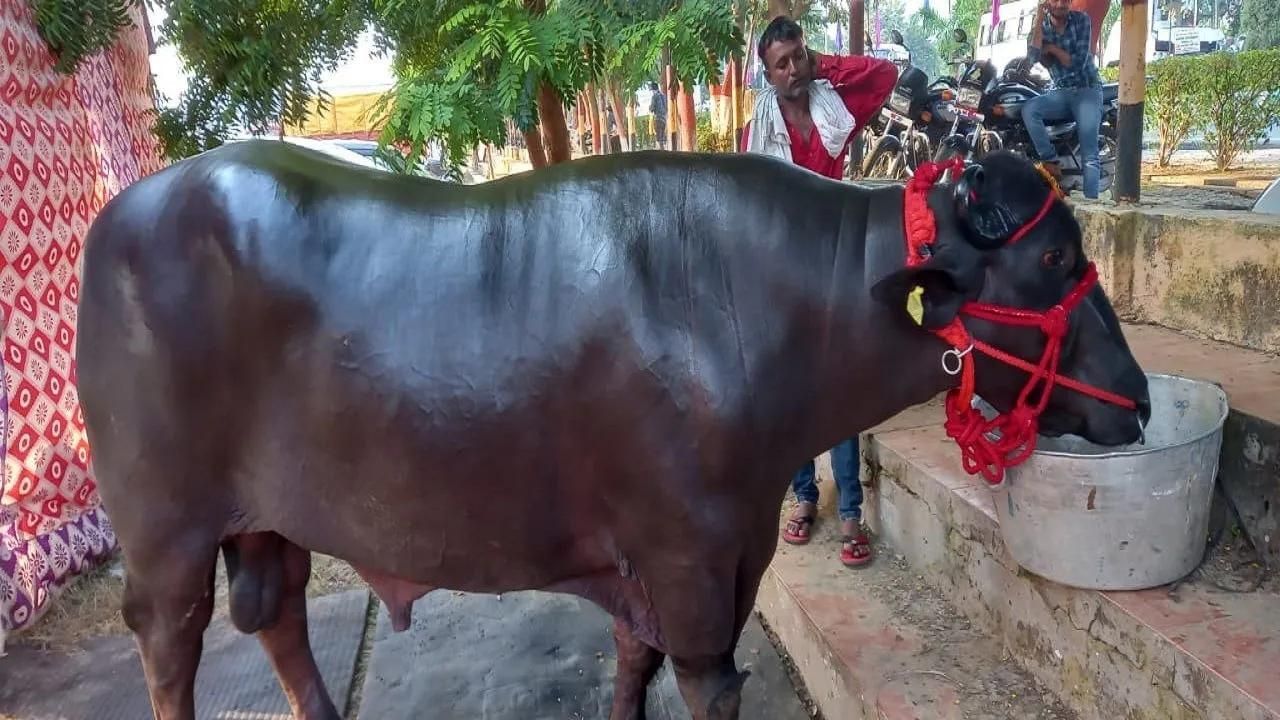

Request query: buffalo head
[{"left": 873, "top": 151, "right": 1151, "bottom": 447}]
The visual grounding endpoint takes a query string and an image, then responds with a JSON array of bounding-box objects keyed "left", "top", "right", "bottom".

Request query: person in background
[
  {"left": 648, "top": 81, "right": 668, "bottom": 149},
  {"left": 741, "top": 15, "right": 897, "bottom": 567},
  {"left": 1026, "top": 0, "right": 1104, "bottom": 199}
]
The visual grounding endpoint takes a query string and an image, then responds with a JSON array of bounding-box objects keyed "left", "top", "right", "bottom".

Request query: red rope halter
[{"left": 903, "top": 157, "right": 1138, "bottom": 485}]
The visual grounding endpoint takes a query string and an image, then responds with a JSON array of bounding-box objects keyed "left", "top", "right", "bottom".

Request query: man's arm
[
  {"left": 810, "top": 51, "right": 898, "bottom": 131},
  {"left": 1027, "top": 1, "right": 1046, "bottom": 63}
]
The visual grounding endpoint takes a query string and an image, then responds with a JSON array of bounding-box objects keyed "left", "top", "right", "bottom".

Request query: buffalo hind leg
[
  {"left": 671, "top": 653, "right": 749, "bottom": 720},
  {"left": 226, "top": 533, "right": 341, "bottom": 720},
  {"left": 121, "top": 540, "right": 219, "bottom": 720},
  {"left": 609, "top": 618, "right": 666, "bottom": 720}
]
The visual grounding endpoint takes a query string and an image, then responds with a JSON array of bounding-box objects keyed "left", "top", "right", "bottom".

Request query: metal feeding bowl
[{"left": 985, "top": 373, "right": 1228, "bottom": 591}]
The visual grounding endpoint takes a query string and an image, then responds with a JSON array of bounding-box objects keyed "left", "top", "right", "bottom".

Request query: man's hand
[{"left": 1043, "top": 42, "right": 1073, "bottom": 67}]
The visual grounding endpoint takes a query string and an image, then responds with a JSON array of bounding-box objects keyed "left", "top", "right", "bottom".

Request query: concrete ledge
[
  {"left": 756, "top": 476, "right": 1077, "bottom": 720},
  {"left": 1074, "top": 203, "right": 1280, "bottom": 355},
  {"left": 864, "top": 420, "right": 1280, "bottom": 720},
  {"left": 852, "top": 321, "right": 1280, "bottom": 720},
  {"left": 1122, "top": 323, "right": 1280, "bottom": 567}
]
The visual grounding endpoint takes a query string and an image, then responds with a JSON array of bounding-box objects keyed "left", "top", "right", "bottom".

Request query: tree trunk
[
  {"left": 677, "top": 81, "right": 696, "bottom": 152},
  {"left": 585, "top": 85, "right": 602, "bottom": 154},
  {"left": 576, "top": 96, "right": 589, "bottom": 155},
  {"left": 523, "top": 127, "right": 548, "bottom": 168},
  {"left": 607, "top": 80, "right": 631, "bottom": 152},
  {"left": 728, "top": 58, "right": 741, "bottom": 151},
  {"left": 595, "top": 87, "right": 613, "bottom": 154},
  {"left": 663, "top": 61, "right": 679, "bottom": 149},
  {"left": 625, "top": 100, "right": 637, "bottom": 150},
  {"left": 537, "top": 82, "right": 572, "bottom": 164},
  {"left": 850, "top": 0, "right": 865, "bottom": 54}
]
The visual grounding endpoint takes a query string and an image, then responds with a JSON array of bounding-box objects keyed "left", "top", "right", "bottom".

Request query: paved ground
[
  {"left": 0, "top": 587, "right": 809, "bottom": 720},
  {"left": 357, "top": 590, "right": 810, "bottom": 720},
  {"left": 0, "top": 590, "right": 368, "bottom": 720}
]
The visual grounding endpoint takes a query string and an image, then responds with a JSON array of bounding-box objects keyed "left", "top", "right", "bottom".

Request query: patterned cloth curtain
[{"left": 0, "top": 0, "right": 162, "bottom": 641}]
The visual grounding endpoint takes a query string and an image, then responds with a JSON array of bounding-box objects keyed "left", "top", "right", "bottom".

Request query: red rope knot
[
  {"left": 1003, "top": 405, "right": 1039, "bottom": 439},
  {"left": 1040, "top": 305, "right": 1069, "bottom": 338}
]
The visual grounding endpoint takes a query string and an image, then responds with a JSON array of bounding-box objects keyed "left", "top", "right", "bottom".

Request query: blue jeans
[
  {"left": 792, "top": 437, "right": 862, "bottom": 522},
  {"left": 1023, "top": 86, "right": 1103, "bottom": 199}
]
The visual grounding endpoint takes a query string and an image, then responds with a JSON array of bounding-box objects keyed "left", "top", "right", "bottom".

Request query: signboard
[{"left": 1171, "top": 27, "right": 1200, "bottom": 55}]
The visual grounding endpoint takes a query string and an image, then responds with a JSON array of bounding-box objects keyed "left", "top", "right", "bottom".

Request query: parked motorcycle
[
  {"left": 980, "top": 58, "right": 1120, "bottom": 195},
  {"left": 930, "top": 56, "right": 1118, "bottom": 196},
  {"left": 860, "top": 64, "right": 955, "bottom": 180}
]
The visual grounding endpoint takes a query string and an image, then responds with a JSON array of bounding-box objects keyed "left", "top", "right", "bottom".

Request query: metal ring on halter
[{"left": 941, "top": 344, "right": 974, "bottom": 376}]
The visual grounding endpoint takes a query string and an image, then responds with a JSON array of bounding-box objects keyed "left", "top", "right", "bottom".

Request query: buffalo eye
[{"left": 1041, "top": 248, "right": 1065, "bottom": 269}]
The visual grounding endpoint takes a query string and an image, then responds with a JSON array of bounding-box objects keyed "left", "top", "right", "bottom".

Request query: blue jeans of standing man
[
  {"left": 1022, "top": 86, "right": 1103, "bottom": 199},
  {"left": 791, "top": 437, "right": 862, "bottom": 522}
]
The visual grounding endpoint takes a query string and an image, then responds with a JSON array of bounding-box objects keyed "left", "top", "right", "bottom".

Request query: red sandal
[
  {"left": 840, "top": 527, "right": 873, "bottom": 567},
  {"left": 781, "top": 512, "right": 815, "bottom": 545}
]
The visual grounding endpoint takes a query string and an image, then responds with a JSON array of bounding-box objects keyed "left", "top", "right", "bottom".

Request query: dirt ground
[{"left": 14, "top": 550, "right": 366, "bottom": 653}]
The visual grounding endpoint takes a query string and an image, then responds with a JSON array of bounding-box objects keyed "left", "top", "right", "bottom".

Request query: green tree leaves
[
  {"left": 154, "top": 0, "right": 369, "bottom": 157},
  {"left": 1145, "top": 49, "right": 1280, "bottom": 170},
  {"left": 1241, "top": 0, "right": 1280, "bottom": 50},
  {"left": 40, "top": 0, "right": 743, "bottom": 170},
  {"left": 30, "top": 0, "right": 137, "bottom": 74}
]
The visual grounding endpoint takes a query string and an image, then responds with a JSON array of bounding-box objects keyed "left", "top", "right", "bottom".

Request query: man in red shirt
[
  {"left": 741, "top": 15, "right": 898, "bottom": 180},
  {"left": 741, "top": 16, "right": 897, "bottom": 568}
]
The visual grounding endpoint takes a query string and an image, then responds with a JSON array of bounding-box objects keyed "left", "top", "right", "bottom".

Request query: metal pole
[
  {"left": 1114, "top": 0, "right": 1148, "bottom": 203},
  {"left": 850, "top": 0, "right": 865, "bottom": 55}
]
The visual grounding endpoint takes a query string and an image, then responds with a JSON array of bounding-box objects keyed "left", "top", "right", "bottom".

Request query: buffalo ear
[{"left": 870, "top": 262, "right": 969, "bottom": 331}]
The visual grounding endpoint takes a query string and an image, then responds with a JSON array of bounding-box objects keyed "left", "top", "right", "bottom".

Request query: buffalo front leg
[
  {"left": 671, "top": 653, "right": 749, "bottom": 720},
  {"left": 121, "top": 542, "right": 219, "bottom": 720},
  {"left": 245, "top": 536, "right": 342, "bottom": 720},
  {"left": 609, "top": 618, "right": 666, "bottom": 720}
]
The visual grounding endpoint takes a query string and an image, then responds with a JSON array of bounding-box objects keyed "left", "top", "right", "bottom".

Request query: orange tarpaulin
[
  {"left": 284, "top": 92, "right": 389, "bottom": 138},
  {"left": 1071, "top": 0, "right": 1109, "bottom": 52}
]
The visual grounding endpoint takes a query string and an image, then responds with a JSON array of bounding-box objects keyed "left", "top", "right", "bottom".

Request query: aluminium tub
[{"left": 989, "top": 373, "right": 1228, "bottom": 591}]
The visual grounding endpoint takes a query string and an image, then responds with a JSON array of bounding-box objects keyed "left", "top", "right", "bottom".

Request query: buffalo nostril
[{"left": 1137, "top": 397, "right": 1152, "bottom": 429}]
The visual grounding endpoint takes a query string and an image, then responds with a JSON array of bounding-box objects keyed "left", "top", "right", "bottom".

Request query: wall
[{"left": 1076, "top": 204, "right": 1280, "bottom": 355}]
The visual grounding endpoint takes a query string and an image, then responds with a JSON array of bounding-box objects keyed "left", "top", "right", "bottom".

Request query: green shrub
[
  {"left": 1188, "top": 49, "right": 1280, "bottom": 170},
  {"left": 632, "top": 114, "right": 656, "bottom": 150},
  {"left": 1144, "top": 49, "right": 1280, "bottom": 170},
  {"left": 1144, "top": 54, "right": 1203, "bottom": 168},
  {"left": 695, "top": 110, "right": 732, "bottom": 152}
]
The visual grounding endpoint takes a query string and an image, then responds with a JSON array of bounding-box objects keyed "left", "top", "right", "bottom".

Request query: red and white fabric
[{"left": 0, "top": 0, "right": 161, "bottom": 641}]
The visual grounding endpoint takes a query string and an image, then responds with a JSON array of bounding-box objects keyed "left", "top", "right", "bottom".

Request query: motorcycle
[
  {"left": 979, "top": 58, "right": 1120, "bottom": 195},
  {"left": 931, "top": 56, "right": 1118, "bottom": 195},
  {"left": 931, "top": 57, "right": 1002, "bottom": 166},
  {"left": 859, "top": 64, "right": 952, "bottom": 180}
]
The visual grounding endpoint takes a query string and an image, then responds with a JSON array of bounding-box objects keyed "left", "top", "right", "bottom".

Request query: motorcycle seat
[{"left": 1101, "top": 83, "right": 1119, "bottom": 104}]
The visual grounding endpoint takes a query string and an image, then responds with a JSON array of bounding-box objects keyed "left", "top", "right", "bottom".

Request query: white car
[{"left": 224, "top": 135, "right": 384, "bottom": 171}]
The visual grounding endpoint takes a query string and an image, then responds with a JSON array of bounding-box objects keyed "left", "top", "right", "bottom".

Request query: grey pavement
[
  {"left": 0, "top": 587, "right": 809, "bottom": 719},
  {"left": 0, "top": 589, "right": 368, "bottom": 720},
  {"left": 356, "top": 589, "right": 810, "bottom": 720}
]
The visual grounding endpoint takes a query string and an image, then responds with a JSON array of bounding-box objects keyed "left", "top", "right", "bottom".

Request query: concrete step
[
  {"left": 756, "top": 474, "right": 1079, "bottom": 720},
  {"left": 855, "top": 322, "right": 1280, "bottom": 720}
]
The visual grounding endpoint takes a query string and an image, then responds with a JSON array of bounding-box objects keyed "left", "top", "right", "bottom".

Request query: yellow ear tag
[{"left": 907, "top": 285, "right": 925, "bottom": 326}]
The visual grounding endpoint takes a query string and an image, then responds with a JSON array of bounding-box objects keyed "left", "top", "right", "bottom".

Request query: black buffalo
[{"left": 76, "top": 142, "right": 1148, "bottom": 720}]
